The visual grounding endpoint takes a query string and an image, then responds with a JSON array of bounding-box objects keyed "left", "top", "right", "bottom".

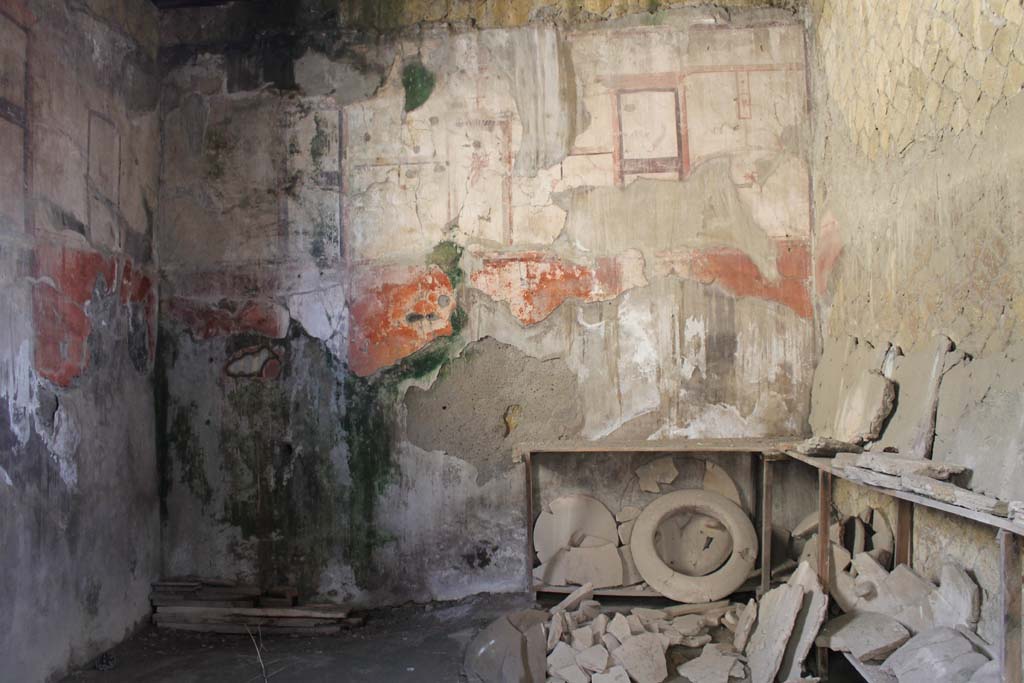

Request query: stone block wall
[
  {"left": 156, "top": 4, "right": 816, "bottom": 608},
  {"left": 0, "top": 0, "right": 161, "bottom": 679}
]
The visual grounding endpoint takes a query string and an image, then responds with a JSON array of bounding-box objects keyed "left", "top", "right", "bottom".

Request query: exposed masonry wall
[
  {"left": 809, "top": 0, "right": 1024, "bottom": 649},
  {"left": 156, "top": 3, "right": 816, "bottom": 607},
  {"left": 0, "top": 0, "right": 161, "bottom": 680}
]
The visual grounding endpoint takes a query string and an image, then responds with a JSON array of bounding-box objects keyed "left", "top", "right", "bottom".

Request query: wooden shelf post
[
  {"left": 816, "top": 468, "right": 832, "bottom": 679},
  {"left": 1000, "top": 529, "right": 1022, "bottom": 683},
  {"left": 760, "top": 455, "right": 774, "bottom": 596}
]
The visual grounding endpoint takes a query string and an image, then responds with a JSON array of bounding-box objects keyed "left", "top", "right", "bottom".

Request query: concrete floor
[
  {"left": 62, "top": 592, "right": 864, "bottom": 683},
  {"left": 62, "top": 593, "right": 534, "bottom": 683}
]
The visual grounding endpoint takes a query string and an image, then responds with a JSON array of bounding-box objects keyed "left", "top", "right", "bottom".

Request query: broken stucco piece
[
  {"left": 564, "top": 544, "right": 624, "bottom": 589},
  {"left": 746, "top": 583, "right": 803, "bottom": 683},
  {"left": 463, "top": 609, "right": 547, "bottom": 683},
  {"left": 899, "top": 474, "right": 1010, "bottom": 516},
  {"left": 618, "top": 546, "right": 643, "bottom": 586},
  {"left": 592, "top": 666, "right": 630, "bottom": 683},
  {"left": 880, "top": 627, "right": 988, "bottom": 683},
  {"left": 534, "top": 495, "right": 617, "bottom": 564},
  {"left": 934, "top": 341, "right": 1024, "bottom": 501},
  {"left": 833, "top": 452, "right": 968, "bottom": 480},
  {"left": 930, "top": 562, "right": 981, "bottom": 630},
  {"left": 611, "top": 633, "right": 667, "bottom": 683},
  {"left": 816, "top": 612, "right": 910, "bottom": 662},
  {"left": 810, "top": 336, "right": 888, "bottom": 438},
  {"left": 347, "top": 264, "right": 456, "bottom": 376},
  {"left": 676, "top": 643, "right": 745, "bottom": 683},
  {"left": 616, "top": 506, "right": 641, "bottom": 523},
  {"left": 576, "top": 644, "right": 610, "bottom": 672},
  {"left": 703, "top": 461, "right": 743, "bottom": 509},
  {"left": 778, "top": 562, "right": 829, "bottom": 681},
  {"left": 733, "top": 599, "right": 757, "bottom": 652},
  {"left": 832, "top": 370, "right": 896, "bottom": 444},
  {"left": 636, "top": 457, "right": 678, "bottom": 493},
  {"left": 873, "top": 335, "right": 957, "bottom": 458},
  {"left": 656, "top": 513, "right": 733, "bottom": 578},
  {"left": 550, "top": 583, "right": 594, "bottom": 614}
]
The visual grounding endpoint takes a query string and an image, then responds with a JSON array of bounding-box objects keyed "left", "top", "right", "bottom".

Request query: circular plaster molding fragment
[
  {"left": 534, "top": 494, "right": 618, "bottom": 564},
  {"left": 631, "top": 489, "right": 757, "bottom": 602}
]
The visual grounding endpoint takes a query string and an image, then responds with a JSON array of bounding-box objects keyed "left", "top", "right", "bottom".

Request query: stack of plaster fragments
[
  {"left": 803, "top": 333, "right": 1024, "bottom": 521},
  {"left": 468, "top": 517, "right": 1000, "bottom": 683}
]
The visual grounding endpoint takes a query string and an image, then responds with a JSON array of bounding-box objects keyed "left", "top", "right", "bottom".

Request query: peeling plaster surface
[
  {"left": 156, "top": 5, "right": 813, "bottom": 610},
  {"left": 0, "top": 0, "right": 161, "bottom": 680}
]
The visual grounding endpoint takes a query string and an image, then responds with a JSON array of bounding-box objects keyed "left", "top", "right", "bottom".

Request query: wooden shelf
[
  {"left": 523, "top": 439, "right": 798, "bottom": 604},
  {"left": 517, "top": 437, "right": 801, "bottom": 457},
  {"left": 784, "top": 450, "right": 1023, "bottom": 683},
  {"left": 533, "top": 577, "right": 762, "bottom": 600},
  {"left": 784, "top": 450, "right": 1024, "bottom": 536}
]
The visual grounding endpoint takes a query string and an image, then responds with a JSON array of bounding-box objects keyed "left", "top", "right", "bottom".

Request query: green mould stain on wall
[
  {"left": 216, "top": 337, "right": 347, "bottom": 595},
  {"left": 402, "top": 60, "right": 435, "bottom": 112},
  {"left": 343, "top": 306, "right": 467, "bottom": 587},
  {"left": 169, "top": 403, "right": 213, "bottom": 506}
]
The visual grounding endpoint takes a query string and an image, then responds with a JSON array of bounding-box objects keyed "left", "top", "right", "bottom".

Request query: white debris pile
[{"left": 467, "top": 558, "right": 840, "bottom": 683}]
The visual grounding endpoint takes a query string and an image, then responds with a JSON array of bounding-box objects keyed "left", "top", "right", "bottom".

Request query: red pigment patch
[
  {"left": 658, "top": 240, "right": 812, "bottom": 318},
  {"left": 347, "top": 265, "right": 455, "bottom": 377},
  {"left": 469, "top": 252, "right": 646, "bottom": 325},
  {"left": 120, "top": 259, "right": 158, "bottom": 361},
  {"left": 166, "top": 297, "right": 290, "bottom": 340},
  {"left": 32, "top": 245, "right": 117, "bottom": 386},
  {"left": 814, "top": 213, "right": 843, "bottom": 297}
]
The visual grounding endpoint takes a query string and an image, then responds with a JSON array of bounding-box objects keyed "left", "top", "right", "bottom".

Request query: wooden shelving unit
[
  {"left": 783, "top": 450, "right": 1023, "bottom": 683},
  {"left": 517, "top": 438, "right": 801, "bottom": 600}
]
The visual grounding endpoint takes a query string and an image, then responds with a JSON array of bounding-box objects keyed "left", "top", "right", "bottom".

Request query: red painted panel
[
  {"left": 165, "top": 297, "right": 290, "bottom": 340},
  {"left": 31, "top": 245, "right": 117, "bottom": 386},
  {"left": 347, "top": 265, "right": 455, "bottom": 377},
  {"left": 469, "top": 251, "right": 645, "bottom": 325},
  {"left": 661, "top": 240, "right": 812, "bottom": 318}
]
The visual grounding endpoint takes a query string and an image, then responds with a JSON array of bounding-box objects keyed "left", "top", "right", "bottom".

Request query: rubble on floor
[{"left": 149, "top": 578, "right": 361, "bottom": 635}]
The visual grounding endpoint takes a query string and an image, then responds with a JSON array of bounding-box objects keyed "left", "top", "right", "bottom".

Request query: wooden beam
[
  {"left": 895, "top": 499, "right": 914, "bottom": 567},
  {"left": 760, "top": 456, "right": 774, "bottom": 596},
  {"left": 999, "top": 530, "right": 1022, "bottom": 683},
  {"left": 817, "top": 468, "right": 832, "bottom": 679}
]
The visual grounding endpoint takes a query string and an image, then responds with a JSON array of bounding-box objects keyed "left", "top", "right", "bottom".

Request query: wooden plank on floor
[
  {"left": 155, "top": 622, "right": 346, "bottom": 636},
  {"left": 153, "top": 613, "right": 341, "bottom": 628},
  {"left": 150, "top": 597, "right": 257, "bottom": 608},
  {"left": 155, "top": 605, "right": 350, "bottom": 619}
]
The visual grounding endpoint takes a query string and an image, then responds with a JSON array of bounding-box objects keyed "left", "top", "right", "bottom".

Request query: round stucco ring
[{"left": 631, "top": 489, "right": 757, "bottom": 602}]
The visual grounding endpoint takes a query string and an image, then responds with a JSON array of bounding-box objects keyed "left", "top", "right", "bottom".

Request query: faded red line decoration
[
  {"left": 32, "top": 245, "right": 156, "bottom": 387},
  {"left": 656, "top": 240, "right": 812, "bottom": 319},
  {"left": 814, "top": 213, "right": 843, "bottom": 297},
  {"left": 347, "top": 265, "right": 455, "bottom": 377},
  {"left": 469, "top": 251, "right": 648, "bottom": 325},
  {"left": 165, "top": 297, "right": 290, "bottom": 340}
]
